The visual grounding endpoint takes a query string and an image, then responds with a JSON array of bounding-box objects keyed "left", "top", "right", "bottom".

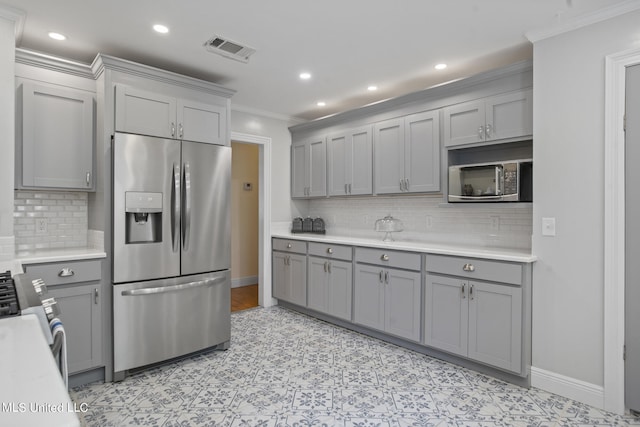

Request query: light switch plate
[{"left": 542, "top": 217, "right": 556, "bottom": 236}]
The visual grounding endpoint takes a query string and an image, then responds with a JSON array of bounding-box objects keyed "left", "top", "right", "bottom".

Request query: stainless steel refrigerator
[{"left": 112, "top": 132, "right": 230, "bottom": 380}]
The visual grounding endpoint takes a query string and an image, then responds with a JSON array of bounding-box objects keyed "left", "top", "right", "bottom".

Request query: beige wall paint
[{"left": 231, "top": 142, "right": 259, "bottom": 281}]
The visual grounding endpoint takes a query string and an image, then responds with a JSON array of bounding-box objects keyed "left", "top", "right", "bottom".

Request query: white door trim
[
  {"left": 604, "top": 47, "right": 640, "bottom": 414},
  {"left": 231, "top": 131, "right": 275, "bottom": 308}
]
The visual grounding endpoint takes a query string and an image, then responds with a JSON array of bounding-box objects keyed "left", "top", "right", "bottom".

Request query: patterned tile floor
[{"left": 71, "top": 307, "right": 640, "bottom": 426}]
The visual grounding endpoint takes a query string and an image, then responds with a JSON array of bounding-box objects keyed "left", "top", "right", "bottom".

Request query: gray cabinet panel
[
  {"left": 178, "top": 99, "right": 227, "bottom": 145},
  {"left": 327, "top": 133, "right": 348, "bottom": 196},
  {"left": 467, "top": 281, "right": 522, "bottom": 372},
  {"left": 308, "top": 256, "right": 329, "bottom": 313},
  {"left": 291, "top": 143, "right": 308, "bottom": 198},
  {"left": 291, "top": 136, "right": 326, "bottom": 198},
  {"left": 273, "top": 238, "right": 307, "bottom": 254},
  {"left": 115, "top": 85, "right": 176, "bottom": 139},
  {"left": 308, "top": 242, "right": 352, "bottom": 261},
  {"left": 425, "top": 274, "right": 468, "bottom": 357},
  {"left": 308, "top": 138, "right": 327, "bottom": 197},
  {"left": 355, "top": 247, "right": 421, "bottom": 271},
  {"left": 405, "top": 111, "right": 440, "bottom": 193},
  {"left": 327, "top": 126, "right": 373, "bottom": 196},
  {"left": 272, "top": 251, "right": 307, "bottom": 306},
  {"left": 443, "top": 100, "right": 485, "bottom": 147},
  {"left": 374, "top": 118, "right": 405, "bottom": 194},
  {"left": 25, "top": 259, "right": 101, "bottom": 286},
  {"left": 350, "top": 127, "right": 373, "bottom": 195},
  {"left": 308, "top": 256, "right": 352, "bottom": 321},
  {"left": 384, "top": 269, "right": 421, "bottom": 342},
  {"left": 426, "top": 254, "right": 523, "bottom": 285},
  {"left": 354, "top": 264, "right": 386, "bottom": 331},
  {"left": 18, "top": 82, "right": 94, "bottom": 190}
]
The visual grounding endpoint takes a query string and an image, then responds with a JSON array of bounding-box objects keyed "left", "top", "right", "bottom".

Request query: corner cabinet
[
  {"left": 115, "top": 85, "right": 228, "bottom": 145},
  {"left": 23, "top": 259, "right": 103, "bottom": 375},
  {"left": 327, "top": 126, "right": 373, "bottom": 196},
  {"left": 16, "top": 82, "right": 95, "bottom": 190},
  {"left": 291, "top": 136, "right": 327, "bottom": 198},
  {"left": 272, "top": 239, "right": 307, "bottom": 306},
  {"left": 443, "top": 89, "right": 532, "bottom": 147},
  {"left": 374, "top": 110, "right": 441, "bottom": 194},
  {"left": 424, "top": 254, "right": 525, "bottom": 374}
]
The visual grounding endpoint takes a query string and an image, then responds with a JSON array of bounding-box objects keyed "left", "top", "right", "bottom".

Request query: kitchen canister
[
  {"left": 302, "top": 217, "right": 313, "bottom": 232},
  {"left": 291, "top": 217, "right": 303, "bottom": 233}
]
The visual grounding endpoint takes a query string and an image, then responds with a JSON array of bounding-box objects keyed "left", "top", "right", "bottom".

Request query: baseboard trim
[
  {"left": 231, "top": 276, "right": 258, "bottom": 288},
  {"left": 531, "top": 366, "right": 604, "bottom": 409}
]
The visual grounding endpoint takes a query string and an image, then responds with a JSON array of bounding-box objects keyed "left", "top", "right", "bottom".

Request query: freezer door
[
  {"left": 113, "top": 133, "right": 181, "bottom": 283},
  {"left": 113, "top": 271, "right": 230, "bottom": 373},
  {"left": 181, "top": 141, "right": 231, "bottom": 275}
]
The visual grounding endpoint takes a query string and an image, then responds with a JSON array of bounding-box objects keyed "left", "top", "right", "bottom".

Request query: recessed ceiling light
[
  {"left": 153, "top": 24, "right": 169, "bottom": 34},
  {"left": 48, "top": 32, "right": 66, "bottom": 41},
  {"left": 367, "top": 85, "right": 378, "bottom": 91},
  {"left": 435, "top": 63, "right": 447, "bottom": 70},
  {"left": 317, "top": 101, "right": 326, "bottom": 107},
  {"left": 299, "top": 72, "right": 311, "bottom": 80}
]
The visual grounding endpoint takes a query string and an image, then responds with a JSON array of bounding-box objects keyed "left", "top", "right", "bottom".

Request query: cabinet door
[
  {"left": 424, "top": 274, "right": 468, "bottom": 357},
  {"left": 308, "top": 138, "right": 327, "bottom": 197},
  {"left": 354, "top": 264, "right": 386, "bottom": 332},
  {"left": 385, "top": 269, "right": 422, "bottom": 342},
  {"left": 349, "top": 126, "right": 373, "bottom": 195},
  {"left": 467, "top": 281, "right": 522, "bottom": 373},
  {"left": 307, "top": 256, "right": 329, "bottom": 313},
  {"left": 404, "top": 111, "right": 440, "bottom": 193},
  {"left": 47, "top": 284, "right": 102, "bottom": 374},
  {"left": 485, "top": 89, "right": 533, "bottom": 142},
  {"left": 374, "top": 118, "right": 405, "bottom": 194},
  {"left": 327, "top": 259, "right": 353, "bottom": 321},
  {"left": 291, "top": 142, "right": 308, "bottom": 198},
  {"left": 289, "top": 253, "right": 308, "bottom": 306},
  {"left": 272, "top": 252, "right": 290, "bottom": 301},
  {"left": 115, "top": 85, "right": 176, "bottom": 139},
  {"left": 327, "top": 133, "right": 349, "bottom": 196},
  {"left": 443, "top": 100, "right": 485, "bottom": 147},
  {"left": 20, "top": 82, "right": 94, "bottom": 190},
  {"left": 177, "top": 99, "right": 227, "bottom": 145}
]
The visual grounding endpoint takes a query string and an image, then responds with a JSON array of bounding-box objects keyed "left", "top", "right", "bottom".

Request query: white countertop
[
  {"left": 272, "top": 231, "right": 536, "bottom": 263},
  {"left": 16, "top": 248, "right": 106, "bottom": 265},
  {"left": 0, "top": 315, "right": 81, "bottom": 427}
]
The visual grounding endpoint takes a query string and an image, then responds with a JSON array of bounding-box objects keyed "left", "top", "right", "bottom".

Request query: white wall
[
  {"left": 0, "top": 16, "right": 15, "bottom": 259},
  {"left": 230, "top": 109, "right": 306, "bottom": 222},
  {"left": 531, "top": 9, "right": 640, "bottom": 400}
]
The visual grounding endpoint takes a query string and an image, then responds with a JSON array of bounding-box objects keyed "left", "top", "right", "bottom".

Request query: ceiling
[{"left": 0, "top": 0, "right": 635, "bottom": 122}]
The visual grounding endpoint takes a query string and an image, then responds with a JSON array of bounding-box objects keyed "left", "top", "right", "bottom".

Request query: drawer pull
[
  {"left": 381, "top": 254, "right": 389, "bottom": 262},
  {"left": 287, "top": 243, "right": 292, "bottom": 249},
  {"left": 58, "top": 268, "right": 75, "bottom": 277},
  {"left": 327, "top": 248, "right": 333, "bottom": 254},
  {"left": 463, "top": 263, "right": 475, "bottom": 272}
]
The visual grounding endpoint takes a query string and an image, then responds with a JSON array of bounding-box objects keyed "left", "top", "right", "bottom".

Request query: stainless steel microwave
[{"left": 448, "top": 159, "right": 533, "bottom": 202}]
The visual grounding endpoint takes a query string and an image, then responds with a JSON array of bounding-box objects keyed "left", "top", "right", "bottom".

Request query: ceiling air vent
[{"left": 203, "top": 35, "right": 256, "bottom": 63}]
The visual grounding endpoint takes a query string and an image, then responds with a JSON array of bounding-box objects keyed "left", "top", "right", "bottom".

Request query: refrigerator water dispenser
[{"left": 125, "top": 192, "right": 163, "bottom": 243}]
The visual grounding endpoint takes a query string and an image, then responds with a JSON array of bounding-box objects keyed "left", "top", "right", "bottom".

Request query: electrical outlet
[
  {"left": 542, "top": 217, "right": 556, "bottom": 236},
  {"left": 36, "top": 218, "right": 48, "bottom": 234},
  {"left": 489, "top": 215, "right": 500, "bottom": 231}
]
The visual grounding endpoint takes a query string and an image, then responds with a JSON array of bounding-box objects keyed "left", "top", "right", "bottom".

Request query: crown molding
[
  {"left": 231, "top": 103, "right": 307, "bottom": 126},
  {"left": 526, "top": 0, "right": 640, "bottom": 43},
  {"left": 0, "top": 4, "right": 25, "bottom": 44},
  {"left": 15, "top": 48, "right": 94, "bottom": 79}
]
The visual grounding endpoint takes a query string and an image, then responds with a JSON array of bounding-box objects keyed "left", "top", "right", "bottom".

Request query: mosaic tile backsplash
[
  {"left": 307, "top": 196, "right": 533, "bottom": 250},
  {"left": 14, "top": 190, "right": 88, "bottom": 252}
]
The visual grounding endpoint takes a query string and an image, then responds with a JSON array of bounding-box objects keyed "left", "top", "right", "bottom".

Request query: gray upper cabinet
[
  {"left": 327, "top": 126, "right": 373, "bottom": 196},
  {"left": 16, "top": 82, "right": 95, "bottom": 190},
  {"left": 443, "top": 89, "right": 532, "bottom": 147},
  {"left": 291, "top": 136, "right": 327, "bottom": 198},
  {"left": 374, "top": 110, "right": 440, "bottom": 194},
  {"left": 115, "top": 85, "right": 228, "bottom": 145}
]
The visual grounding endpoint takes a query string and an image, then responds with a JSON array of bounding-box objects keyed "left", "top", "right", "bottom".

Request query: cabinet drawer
[
  {"left": 308, "top": 242, "right": 352, "bottom": 261},
  {"left": 425, "top": 254, "right": 522, "bottom": 286},
  {"left": 24, "top": 259, "right": 102, "bottom": 286},
  {"left": 355, "top": 247, "right": 421, "bottom": 271},
  {"left": 272, "top": 238, "right": 307, "bottom": 254}
]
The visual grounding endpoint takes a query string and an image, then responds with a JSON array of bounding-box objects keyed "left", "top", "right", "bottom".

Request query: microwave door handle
[
  {"left": 182, "top": 162, "right": 191, "bottom": 251},
  {"left": 172, "top": 163, "right": 181, "bottom": 253}
]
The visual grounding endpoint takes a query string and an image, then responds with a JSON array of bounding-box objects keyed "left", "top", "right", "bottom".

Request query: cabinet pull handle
[
  {"left": 478, "top": 125, "right": 484, "bottom": 139},
  {"left": 324, "top": 261, "right": 327, "bottom": 272},
  {"left": 463, "top": 263, "right": 475, "bottom": 272},
  {"left": 327, "top": 248, "right": 333, "bottom": 254},
  {"left": 171, "top": 122, "right": 176, "bottom": 137},
  {"left": 379, "top": 270, "right": 384, "bottom": 283},
  {"left": 328, "top": 262, "right": 332, "bottom": 273},
  {"left": 485, "top": 123, "right": 492, "bottom": 138},
  {"left": 86, "top": 172, "right": 91, "bottom": 187},
  {"left": 94, "top": 288, "right": 99, "bottom": 304},
  {"left": 399, "top": 179, "right": 404, "bottom": 191},
  {"left": 380, "top": 254, "right": 389, "bottom": 262},
  {"left": 348, "top": 183, "right": 352, "bottom": 194},
  {"left": 405, "top": 178, "right": 410, "bottom": 191},
  {"left": 287, "top": 243, "right": 292, "bottom": 249},
  {"left": 58, "top": 268, "right": 75, "bottom": 277},
  {"left": 470, "top": 284, "right": 474, "bottom": 300},
  {"left": 462, "top": 283, "right": 466, "bottom": 299},
  {"left": 345, "top": 184, "right": 348, "bottom": 194},
  {"left": 384, "top": 271, "right": 389, "bottom": 284},
  {"left": 179, "top": 123, "right": 184, "bottom": 138}
]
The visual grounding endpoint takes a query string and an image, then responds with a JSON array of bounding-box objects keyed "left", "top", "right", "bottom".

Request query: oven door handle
[{"left": 120, "top": 276, "right": 224, "bottom": 296}]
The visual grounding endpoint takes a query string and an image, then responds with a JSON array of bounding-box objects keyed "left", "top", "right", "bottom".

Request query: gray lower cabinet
[
  {"left": 308, "top": 256, "right": 352, "bottom": 321},
  {"left": 23, "top": 259, "right": 103, "bottom": 374},
  {"left": 424, "top": 254, "right": 523, "bottom": 373},
  {"left": 354, "top": 248, "right": 422, "bottom": 342},
  {"left": 16, "top": 81, "right": 95, "bottom": 190},
  {"left": 272, "top": 240, "right": 307, "bottom": 306}
]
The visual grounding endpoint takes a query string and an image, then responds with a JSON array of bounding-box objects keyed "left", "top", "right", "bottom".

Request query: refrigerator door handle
[
  {"left": 120, "top": 276, "right": 224, "bottom": 296},
  {"left": 182, "top": 161, "right": 192, "bottom": 251},
  {"left": 172, "top": 163, "right": 181, "bottom": 253}
]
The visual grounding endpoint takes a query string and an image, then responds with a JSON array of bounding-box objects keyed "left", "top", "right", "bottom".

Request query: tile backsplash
[
  {"left": 307, "top": 195, "right": 533, "bottom": 250},
  {"left": 14, "top": 191, "right": 88, "bottom": 252}
]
